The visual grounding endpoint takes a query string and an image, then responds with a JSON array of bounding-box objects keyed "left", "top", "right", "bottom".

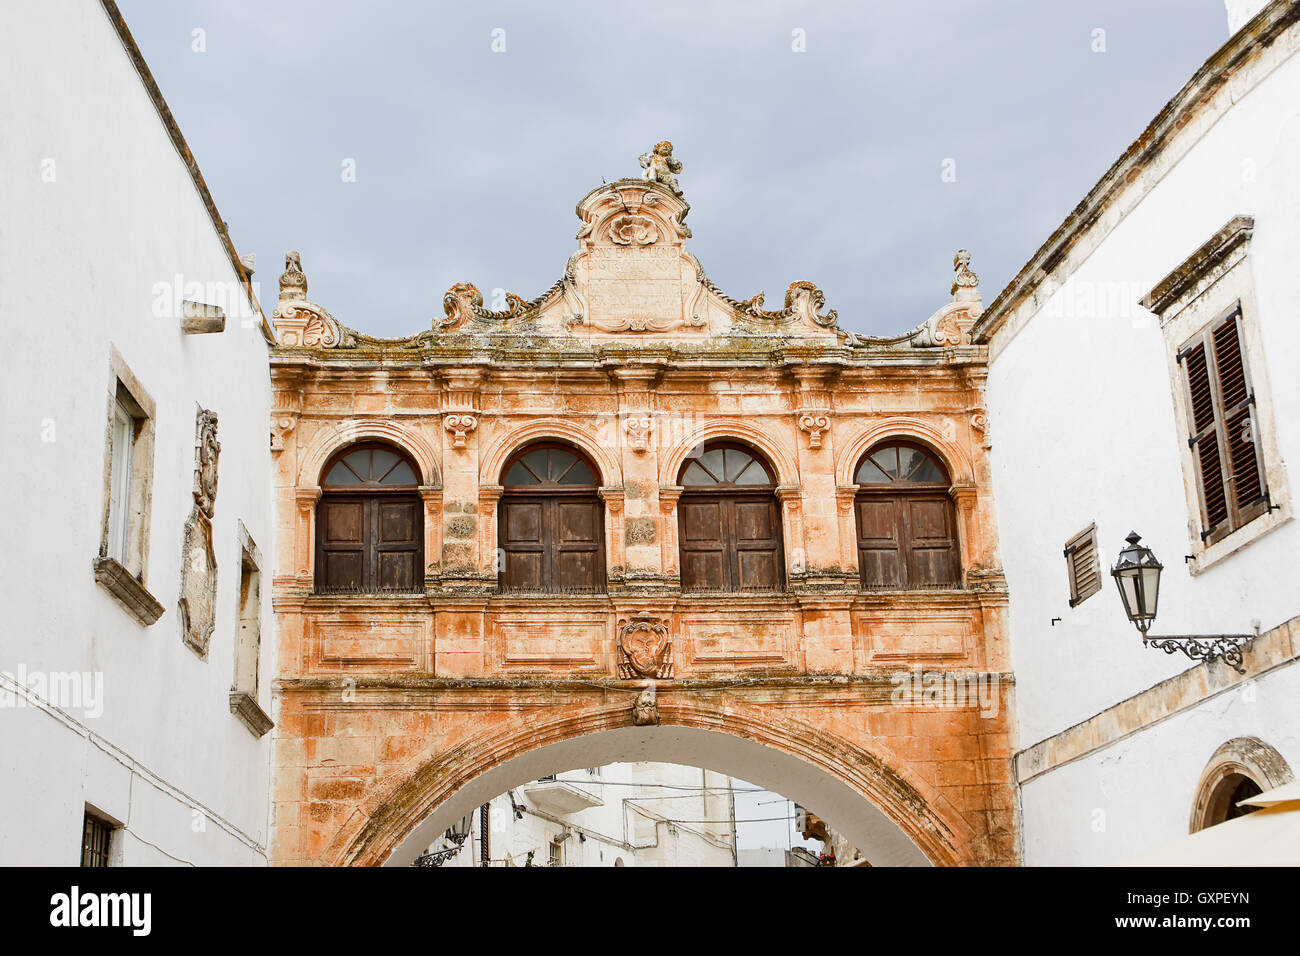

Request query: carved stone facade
[
  {"left": 180, "top": 407, "right": 219, "bottom": 656},
  {"left": 268, "top": 154, "right": 1015, "bottom": 866}
]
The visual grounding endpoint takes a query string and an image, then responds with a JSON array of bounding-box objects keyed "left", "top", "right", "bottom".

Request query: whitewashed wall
[
  {"left": 0, "top": 0, "right": 276, "bottom": 865},
  {"left": 987, "top": 14, "right": 1300, "bottom": 862},
  {"left": 436, "top": 763, "right": 737, "bottom": 867}
]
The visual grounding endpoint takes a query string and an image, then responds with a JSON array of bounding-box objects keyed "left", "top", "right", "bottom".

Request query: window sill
[
  {"left": 229, "top": 691, "right": 274, "bottom": 738},
  {"left": 93, "top": 556, "right": 164, "bottom": 625},
  {"left": 1189, "top": 504, "right": 1293, "bottom": 575}
]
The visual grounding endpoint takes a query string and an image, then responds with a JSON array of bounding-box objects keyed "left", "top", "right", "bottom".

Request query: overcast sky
[{"left": 118, "top": 0, "right": 1229, "bottom": 339}]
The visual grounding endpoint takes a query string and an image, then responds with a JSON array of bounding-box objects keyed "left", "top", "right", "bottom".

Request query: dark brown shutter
[
  {"left": 1213, "top": 314, "right": 1267, "bottom": 523},
  {"left": 554, "top": 498, "right": 601, "bottom": 592},
  {"left": 732, "top": 496, "right": 782, "bottom": 590},
  {"left": 856, "top": 498, "right": 904, "bottom": 588},
  {"left": 1180, "top": 306, "right": 1267, "bottom": 543},
  {"left": 1064, "top": 523, "right": 1101, "bottom": 607},
  {"left": 904, "top": 496, "right": 960, "bottom": 587},
  {"left": 679, "top": 498, "right": 727, "bottom": 591},
  {"left": 318, "top": 498, "right": 366, "bottom": 592},
  {"left": 499, "top": 494, "right": 604, "bottom": 593},
  {"left": 500, "top": 497, "right": 546, "bottom": 591},
  {"left": 376, "top": 498, "right": 420, "bottom": 591}
]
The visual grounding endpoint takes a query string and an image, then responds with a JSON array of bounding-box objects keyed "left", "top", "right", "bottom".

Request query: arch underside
[{"left": 324, "top": 697, "right": 986, "bottom": 868}]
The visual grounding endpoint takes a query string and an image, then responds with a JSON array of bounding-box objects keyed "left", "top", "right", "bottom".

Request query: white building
[
  {"left": 0, "top": 0, "right": 278, "bottom": 865},
  {"left": 977, "top": 0, "right": 1300, "bottom": 864},
  {"left": 417, "top": 763, "right": 737, "bottom": 867}
]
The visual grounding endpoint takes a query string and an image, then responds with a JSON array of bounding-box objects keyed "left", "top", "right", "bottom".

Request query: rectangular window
[
  {"left": 1178, "top": 304, "right": 1269, "bottom": 545},
  {"left": 80, "top": 811, "right": 115, "bottom": 867},
  {"left": 1064, "top": 523, "right": 1101, "bottom": 607},
  {"left": 108, "top": 399, "right": 134, "bottom": 562},
  {"left": 94, "top": 349, "right": 162, "bottom": 625},
  {"left": 229, "top": 523, "right": 273, "bottom": 737},
  {"left": 548, "top": 838, "right": 563, "bottom": 867}
]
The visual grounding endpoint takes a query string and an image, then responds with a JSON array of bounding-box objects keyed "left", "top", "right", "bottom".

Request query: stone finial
[
  {"left": 637, "top": 140, "right": 683, "bottom": 196},
  {"left": 951, "top": 250, "right": 980, "bottom": 302},
  {"left": 279, "top": 250, "right": 308, "bottom": 302}
]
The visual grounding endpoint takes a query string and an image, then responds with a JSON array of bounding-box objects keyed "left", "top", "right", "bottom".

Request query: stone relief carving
[
  {"left": 279, "top": 250, "right": 307, "bottom": 301},
  {"left": 443, "top": 413, "right": 478, "bottom": 449},
  {"left": 740, "top": 281, "right": 840, "bottom": 330},
  {"left": 951, "top": 249, "right": 980, "bottom": 301},
  {"left": 193, "top": 408, "right": 220, "bottom": 518},
  {"left": 618, "top": 612, "right": 673, "bottom": 679},
  {"left": 270, "top": 414, "right": 297, "bottom": 454},
  {"left": 180, "top": 407, "right": 219, "bottom": 656},
  {"left": 637, "top": 141, "right": 683, "bottom": 196},
  {"left": 441, "top": 282, "right": 536, "bottom": 330},
  {"left": 797, "top": 413, "right": 830, "bottom": 449},
  {"left": 608, "top": 214, "right": 659, "bottom": 246},
  {"left": 632, "top": 685, "right": 661, "bottom": 726},
  {"left": 623, "top": 415, "right": 652, "bottom": 453},
  {"left": 273, "top": 251, "right": 356, "bottom": 348}
]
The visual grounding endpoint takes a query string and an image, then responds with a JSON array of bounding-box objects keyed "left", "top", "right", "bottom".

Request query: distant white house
[
  {"left": 417, "top": 763, "right": 737, "bottom": 867},
  {"left": 977, "top": 0, "right": 1300, "bottom": 864},
  {"left": 0, "top": 0, "right": 278, "bottom": 865}
]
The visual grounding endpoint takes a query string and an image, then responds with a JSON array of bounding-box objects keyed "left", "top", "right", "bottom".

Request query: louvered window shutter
[
  {"left": 1178, "top": 305, "right": 1268, "bottom": 544},
  {"left": 1064, "top": 524, "right": 1101, "bottom": 607}
]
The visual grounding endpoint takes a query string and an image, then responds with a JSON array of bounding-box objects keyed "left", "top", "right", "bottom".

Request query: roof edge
[
  {"left": 971, "top": 0, "right": 1300, "bottom": 345},
  {"left": 98, "top": 0, "right": 274, "bottom": 345}
]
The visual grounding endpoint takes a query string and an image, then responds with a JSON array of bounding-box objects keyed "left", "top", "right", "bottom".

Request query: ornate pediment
[{"left": 270, "top": 145, "right": 982, "bottom": 353}]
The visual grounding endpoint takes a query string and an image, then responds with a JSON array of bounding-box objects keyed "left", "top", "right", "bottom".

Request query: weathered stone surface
[{"left": 268, "top": 157, "right": 1015, "bottom": 866}]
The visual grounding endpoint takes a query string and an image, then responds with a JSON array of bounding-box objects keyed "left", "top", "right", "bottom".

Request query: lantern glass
[{"left": 1110, "top": 532, "right": 1163, "bottom": 634}]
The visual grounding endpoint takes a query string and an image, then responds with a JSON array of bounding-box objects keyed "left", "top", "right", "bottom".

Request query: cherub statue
[{"left": 638, "top": 141, "right": 683, "bottom": 195}]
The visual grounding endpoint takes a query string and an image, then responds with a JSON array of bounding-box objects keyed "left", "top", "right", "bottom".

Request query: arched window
[
  {"left": 499, "top": 443, "right": 605, "bottom": 593},
  {"left": 316, "top": 442, "right": 422, "bottom": 593},
  {"left": 678, "top": 442, "right": 784, "bottom": 592},
  {"left": 1190, "top": 737, "right": 1293, "bottom": 832},
  {"left": 854, "top": 441, "right": 960, "bottom": 589}
]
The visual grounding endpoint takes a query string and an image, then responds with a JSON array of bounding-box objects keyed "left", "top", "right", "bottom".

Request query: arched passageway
[{"left": 376, "top": 724, "right": 933, "bottom": 867}]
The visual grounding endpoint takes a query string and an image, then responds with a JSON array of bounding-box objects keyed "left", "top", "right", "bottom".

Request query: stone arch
[
  {"left": 659, "top": 420, "right": 799, "bottom": 488},
  {"left": 298, "top": 418, "right": 441, "bottom": 490},
  {"left": 480, "top": 418, "right": 621, "bottom": 487},
  {"left": 328, "top": 696, "right": 982, "bottom": 868},
  {"left": 837, "top": 417, "right": 974, "bottom": 489},
  {"left": 1189, "top": 736, "right": 1294, "bottom": 833}
]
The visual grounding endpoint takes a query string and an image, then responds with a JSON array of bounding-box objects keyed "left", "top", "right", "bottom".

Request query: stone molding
[
  {"left": 93, "top": 556, "right": 164, "bottom": 626},
  {"left": 1016, "top": 613, "right": 1300, "bottom": 785}
]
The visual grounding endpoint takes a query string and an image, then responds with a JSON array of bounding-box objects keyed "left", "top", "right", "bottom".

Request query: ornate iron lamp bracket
[{"left": 1142, "top": 634, "right": 1254, "bottom": 675}]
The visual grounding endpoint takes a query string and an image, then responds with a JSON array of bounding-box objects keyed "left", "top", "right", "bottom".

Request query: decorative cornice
[{"left": 1139, "top": 215, "right": 1254, "bottom": 316}]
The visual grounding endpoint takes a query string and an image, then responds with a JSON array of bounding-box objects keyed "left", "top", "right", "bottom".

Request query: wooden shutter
[
  {"left": 499, "top": 494, "right": 604, "bottom": 593},
  {"left": 732, "top": 496, "right": 782, "bottom": 590},
  {"left": 1064, "top": 523, "right": 1101, "bottom": 607},
  {"left": 904, "top": 496, "right": 961, "bottom": 587},
  {"left": 500, "top": 497, "right": 546, "bottom": 591},
  {"left": 856, "top": 497, "right": 904, "bottom": 588},
  {"left": 317, "top": 497, "right": 366, "bottom": 592},
  {"left": 679, "top": 497, "right": 727, "bottom": 591},
  {"left": 376, "top": 497, "right": 420, "bottom": 591},
  {"left": 1180, "top": 306, "right": 1267, "bottom": 543},
  {"left": 554, "top": 498, "right": 602, "bottom": 592}
]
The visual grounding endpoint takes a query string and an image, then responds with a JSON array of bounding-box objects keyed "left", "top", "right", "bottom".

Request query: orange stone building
[{"left": 267, "top": 149, "right": 1016, "bottom": 866}]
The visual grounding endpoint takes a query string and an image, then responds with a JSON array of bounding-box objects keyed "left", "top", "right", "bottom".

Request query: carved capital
[
  {"left": 797, "top": 412, "right": 830, "bottom": 449},
  {"left": 443, "top": 414, "right": 478, "bottom": 449},
  {"left": 270, "top": 413, "right": 297, "bottom": 454},
  {"left": 624, "top": 415, "right": 653, "bottom": 453}
]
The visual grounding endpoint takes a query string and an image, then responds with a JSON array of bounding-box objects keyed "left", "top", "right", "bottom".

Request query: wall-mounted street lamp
[{"left": 1110, "top": 532, "right": 1254, "bottom": 674}]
